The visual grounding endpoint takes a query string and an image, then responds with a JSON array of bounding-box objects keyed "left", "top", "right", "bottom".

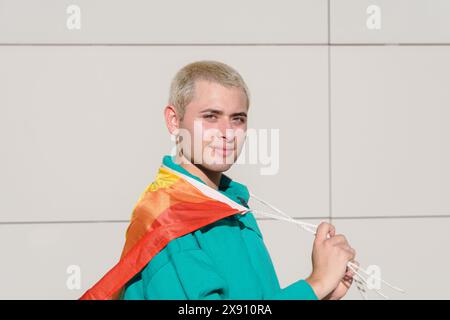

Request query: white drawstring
[
  {"left": 348, "top": 261, "right": 405, "bottom": 293},
  {"left": 249, "top": 209, "right": 318, "bottom": 234},
  {"left": 248, "top": 192, "right": 405, "bottom": 300},
  {"left": 346, "top": 263, "right": 389, "bottom": 299}
]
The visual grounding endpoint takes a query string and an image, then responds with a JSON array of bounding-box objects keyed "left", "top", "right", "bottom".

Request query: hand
[
  {"left": 305, "top": 222, "right": 356, "bottom": 300},
  {"left": 323, "top": 261, "right": 359, "bottom": 300}
]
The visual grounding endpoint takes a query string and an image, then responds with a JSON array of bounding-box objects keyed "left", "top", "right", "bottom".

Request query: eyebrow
[{"left": 200, "top": 108, "right": 247, "bottom": 117}]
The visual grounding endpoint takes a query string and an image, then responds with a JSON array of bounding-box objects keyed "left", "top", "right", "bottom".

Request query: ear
[{"left": 164, "top": 105, "right": 180, "bottom": 135}]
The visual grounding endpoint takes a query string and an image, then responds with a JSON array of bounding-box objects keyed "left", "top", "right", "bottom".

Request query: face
[{"left": 167, "top": 80, "right": 248, "bottom": 173}]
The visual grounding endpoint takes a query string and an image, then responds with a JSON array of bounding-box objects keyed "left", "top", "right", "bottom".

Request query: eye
[
  {"left": 203, "top": 114, "right": 218, "bottom": 120},
  {"left": 232, "top": 116, "right": 246, "bottom": 124}
]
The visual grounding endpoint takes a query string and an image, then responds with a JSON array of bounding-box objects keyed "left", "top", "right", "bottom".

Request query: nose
[{"left": 217, "top": 119, "right": 235, "bottom": 142}]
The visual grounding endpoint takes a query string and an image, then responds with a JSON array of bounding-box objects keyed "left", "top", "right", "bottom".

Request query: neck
[{"left": 176, "top": 154, "right": 222, "bottom": 190}]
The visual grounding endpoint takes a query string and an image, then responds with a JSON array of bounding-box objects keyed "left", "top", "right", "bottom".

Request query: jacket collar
[
  {"left": 162, "top": 155, "right": 250, "bottom": 206},
  {"left": 161, "top": 155, "right": 263, "bottom": 239}
]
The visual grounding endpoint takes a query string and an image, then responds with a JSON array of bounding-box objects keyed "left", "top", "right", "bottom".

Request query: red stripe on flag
[{"left": 79, "top": 200, "right": 243, "bottom": 300}]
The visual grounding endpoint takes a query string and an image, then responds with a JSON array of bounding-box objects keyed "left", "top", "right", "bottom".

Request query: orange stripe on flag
[{"left": 80, "top": 200, "right": 241, "bottom": 300}]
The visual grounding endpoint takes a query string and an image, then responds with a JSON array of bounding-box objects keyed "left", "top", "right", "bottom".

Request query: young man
[{"left": 80, "top": 60, "right": 357, "bottom": 300}]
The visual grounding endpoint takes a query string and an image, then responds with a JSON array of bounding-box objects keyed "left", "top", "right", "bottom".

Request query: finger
[
  {"left": 342, "top": 277, "right": 353, "bottom": 289},
  {"left": 328, "top": 223, "right": 336, "bottom": 238},
  {"left": 347, "top": 247, "right": 356, "bottom": 260},
  {"left": 343, "top": 275, "right": 354, "bottom": 284},
  {"left": 341, "top": 245, "right": 355, "bottom": 254},
  {"left": 340, "top": 246, "right": 356, "bottom": 260},
  {"left": 345, "top": 266, "right": 355, "bottom": 278},
  {"left": 315, "top": 222, "right": 335, "bottom": 242},
  {"left": 328, "top": 234, "right": 348, "bottom": 246}
]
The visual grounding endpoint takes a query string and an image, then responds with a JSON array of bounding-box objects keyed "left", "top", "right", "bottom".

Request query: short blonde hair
[{"left": 168, "top": 60, "right": 250, "bottom": 120}]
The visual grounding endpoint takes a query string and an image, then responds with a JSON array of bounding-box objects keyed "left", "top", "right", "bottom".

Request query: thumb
[{"left": 315, "top": 222, "right": 335, "bottom": 243}]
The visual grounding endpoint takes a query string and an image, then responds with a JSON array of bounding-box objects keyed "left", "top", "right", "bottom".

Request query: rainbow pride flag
[{"left": 79, "top": 164, "right": 249, "bottom": 300}]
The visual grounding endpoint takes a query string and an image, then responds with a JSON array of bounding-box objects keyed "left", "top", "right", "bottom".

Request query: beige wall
[{"left": 0, "top": 0, "right": 449, "bottom": 299}]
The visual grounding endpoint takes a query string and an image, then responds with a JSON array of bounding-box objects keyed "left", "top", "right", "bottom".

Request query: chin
[
  {"left": 200, "top": 147, "right": 239, "bottom": 171},
  {"left": 199, "top": 152, "right": 237, "bottom": 172}
]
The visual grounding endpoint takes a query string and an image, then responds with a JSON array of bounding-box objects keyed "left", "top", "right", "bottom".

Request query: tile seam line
[
  {"left": 1, "top": 215, "right": 450, "bottom": 225},
  {"left": 0, "top": 43, "right": 450, "bottom": 46},
  {"left": 327, "top": 0, "right": 332, "bottom": 225}
]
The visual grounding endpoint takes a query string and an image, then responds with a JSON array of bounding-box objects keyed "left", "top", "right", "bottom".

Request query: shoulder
[
  {"left": 143, "top": 231, "right": 202, "bottom": 277},
  {"left": 123, "top": 231, "right": 203, "bottom": 298},
  {"left": 140, "top": 215, "right": 238, "bottom": 278}
]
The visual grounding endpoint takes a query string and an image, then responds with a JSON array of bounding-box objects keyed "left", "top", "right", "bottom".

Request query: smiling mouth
[{"left": 212, "top": 147, "right": 234, "bottom": 156}]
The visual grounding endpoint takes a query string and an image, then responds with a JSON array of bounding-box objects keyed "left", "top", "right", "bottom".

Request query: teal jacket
[{"left": 122, "top": 155, "right": 318, "bottom": 300}]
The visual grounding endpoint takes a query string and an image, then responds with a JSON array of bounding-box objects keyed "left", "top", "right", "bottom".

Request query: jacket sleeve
[
  {"left": 264, "top": 279, "right": 318, "bottom": 300},
  {"left": 141, "top": 235, "right": 228, "bottom": 300},
  {"left": 142, "top": 245, "right": 318, "bottom": 300}
]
